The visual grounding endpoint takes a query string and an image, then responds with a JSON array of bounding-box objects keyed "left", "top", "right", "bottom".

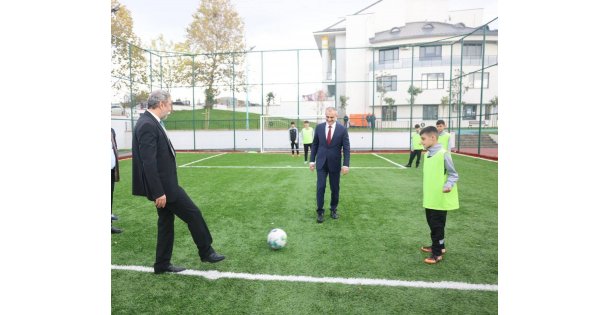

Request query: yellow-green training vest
[
  {"left": 411, "top": 132, "right": 423, "bottom": 150},
  {"left": 302, "top": 127, "right": 314, "bottom": 144},
  {"left": 423, "top": 148, "right": 459, "bottom": 210},
  {"left": 438, "top": 132, "right": 450, "bottom": 151}
]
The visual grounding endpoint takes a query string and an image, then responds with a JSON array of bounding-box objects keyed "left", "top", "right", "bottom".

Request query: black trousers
[
  {"left": 425, "top": 208, "right": 447, "bottom": 256},
  {"left": 407, "top": 150, "right": 422, "bottom": 166},
  {"left": 111, "top": 169, "right": 115, "bottom": 211},
  {"left": 303, "top": 144, "right": 311, "bottom": 161},
  {"left": 291, "top": 141, "right": 299, "bottom": 154},
  {"left": 155, "top": 186, "right": 213, "bottom": 269},
  {"left": 316, "top": 163, "right": 340, "bottom": 213}
]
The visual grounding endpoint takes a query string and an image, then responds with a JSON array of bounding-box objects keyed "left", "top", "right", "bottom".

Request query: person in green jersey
[
  {"left": 436, "top": 119, "right": 451, "bottom": 151},
  {"left": 405, "top": 124, "right": 423, "bottom": 168},
  {"left": 301, "top": 120, "right": 314, "bottom": 163},
  {"left": 419, "top": 126, "right": 459, "bottom": 264}
]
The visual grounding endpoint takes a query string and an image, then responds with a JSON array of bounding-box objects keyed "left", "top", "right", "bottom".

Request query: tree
[
  {"left": 375, "top": 72, "right": 390, "bottom": 116},
  {"left": 446, "top": 68, "right": 469, "bottom": 113},
  {"left": 182, "top": 0, "right": 246, "bottom": 126},
  {"left": 339, "top": 95, "right": 349, "bottom": 116},
  {"left": 111, "top": 0, "right": 148, "bottom": 100},
  {"left": 383, "top": 97, "right": 395, "bottom": 121},
  {"left": 149, "top": 35, "right": 181, "bottom": 93},
  {"left": 314, "top": 90, "right": 327, "bottom": 117},
  {"left": 488, "top": 96, "right": 498, "bottom": 121},
  {"left": 407, "top": 84, "right": 422, "bottom": 107},
  {"left": 265, "top": 92, "right": 275, "bottom": 115}
]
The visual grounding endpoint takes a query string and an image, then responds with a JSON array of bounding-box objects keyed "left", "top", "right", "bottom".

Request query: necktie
[
  {"left": 327, "top": 125, "right": 332, "bottom": 145},
  {"left": 159, "top": 120, "right": 175, "bottom": 157}
]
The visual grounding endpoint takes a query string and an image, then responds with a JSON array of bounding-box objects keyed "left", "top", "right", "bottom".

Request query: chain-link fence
[{"left": 111, "top": 18, "right": 498, "bottom": 159}]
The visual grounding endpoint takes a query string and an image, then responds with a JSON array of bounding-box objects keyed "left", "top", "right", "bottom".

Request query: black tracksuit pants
[{"left": 425, "top": 208, "right": 447, "bottom": 256}]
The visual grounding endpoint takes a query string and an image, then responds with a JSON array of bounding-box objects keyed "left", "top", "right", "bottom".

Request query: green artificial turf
[{"left": 112, "top": 152, "right": 497, "bottom": 314}]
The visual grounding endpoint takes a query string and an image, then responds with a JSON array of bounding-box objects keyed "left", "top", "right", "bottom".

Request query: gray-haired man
[{"left": 132, "top": 90, "right": 225, "bottom": 274}]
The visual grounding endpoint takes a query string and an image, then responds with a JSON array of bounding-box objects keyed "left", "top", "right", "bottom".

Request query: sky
[
  {"left": 120, "top": 0, "right": 498, "bottom": 51},
  {"left": 115, "top": 0, "right": 497, "bottom": 103}
]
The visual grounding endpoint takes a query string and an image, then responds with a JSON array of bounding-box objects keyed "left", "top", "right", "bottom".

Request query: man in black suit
[
  {"left": 111, "top": 128, "right": 122, "bottom": 234},
  {"left": 132, "top": 90, "right": 225, "bottom": 274},
  {"left": 309, "top": 107, "right": 351, "bottom": 223}
]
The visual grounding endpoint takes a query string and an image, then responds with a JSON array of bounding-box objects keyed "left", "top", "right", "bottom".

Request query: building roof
[{"left": 369, "top": 21, "right": 498, "bottom": 44}]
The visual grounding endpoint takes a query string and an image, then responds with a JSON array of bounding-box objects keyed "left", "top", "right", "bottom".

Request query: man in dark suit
[
  {"left": 132, "top": 90, "right": 225, "bottom": 275},
  {"left": 111, "top": 128, "right": 122, "bottom": 234},
  {"left": 309, "top": 107, "right": 351, "bottom": 223}
]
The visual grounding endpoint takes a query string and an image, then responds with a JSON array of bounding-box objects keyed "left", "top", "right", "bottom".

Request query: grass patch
[{"left": 112, "top": 152, "right": 497, "bottom": 313}]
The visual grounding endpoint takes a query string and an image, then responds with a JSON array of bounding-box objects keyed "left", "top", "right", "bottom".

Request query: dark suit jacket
[
  {"left": 310, "top": 122, "right": 350, "bottom": 171},
  {"left": 111, "top": 128, "right": 120, "bottom": 182},
  {"left": 132, "top": 111, "right": 178, "bottom": 202}
]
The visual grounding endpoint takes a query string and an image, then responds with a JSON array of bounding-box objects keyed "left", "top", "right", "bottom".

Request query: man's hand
[
  {"left": 155, "top": 194, "right": 167, "bottom": 208},
  {"left": 309, "top": 162, "right": 315, "bottom": 172},
  {"left": 341, "top": 166, "right": 349, "bottom": 175},
  {"left": 443, "top": 187, "right": 452, "bottom": 193}
]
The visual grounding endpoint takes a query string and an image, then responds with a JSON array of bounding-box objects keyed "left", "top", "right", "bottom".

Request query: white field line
[
  {"left": 372, "top": 153, "right": 406, "bottom": 169},
  {"left": 181, "top": 165, "right": 402, "bottom": 169},
  {"left": 179, "top": 153, "right": 227, "bottom": 167},
  {"left": 452, "top": 152, "right": 498, "bottom": 163},
  {"left": 111, "top": 265, "right": 497, "bottom": 292}
]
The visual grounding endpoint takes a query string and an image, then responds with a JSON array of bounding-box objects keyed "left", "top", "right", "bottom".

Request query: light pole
[{"left": 246, "top": 46, "right": 255, "bottom": 129}]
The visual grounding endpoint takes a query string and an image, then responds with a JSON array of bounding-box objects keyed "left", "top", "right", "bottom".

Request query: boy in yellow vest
[
  {"left": 301, "top": 121, "right": 314, "bottom": 163},
  {"left": 436, "top": 119, "right": 451, "bottom": 151},
  {"left": 405, "top": 124, "right": 423, "bottom": 168},
  {"left": 419, "top": 126, "right": 459, "bottom": 264}
]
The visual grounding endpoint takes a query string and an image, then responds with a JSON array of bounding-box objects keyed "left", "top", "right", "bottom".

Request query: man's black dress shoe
[
  {"left": 202, "top": 252, "right": 225, "bottom": 263},
  {"left": 317, "top": 213, "right": 324, "bottom": 223},
  {"left": 111, "top": 226, "right": 123, "bottom": 234},
  {"left": 330, "top": 210, "right": 339, "bottom": 219},
  {"left": 154, "top": 265, "right": 186, "bottom": 274}
]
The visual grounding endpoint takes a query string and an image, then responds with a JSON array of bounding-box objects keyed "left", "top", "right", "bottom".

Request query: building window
[
  {"left": 421, "top": 73, "right": 444, "bottom": 89},
  {"left": 327, "top": 85, "right": 336, "bottom": 97},
  {"left": 469, "top": 72, "right": 489, "bottom": 88},
  {"left": 423, "top": 105, "right": 438, "bottom": 120},
  {"left": 379, "top": 48, "right": 399, "bottom": 64},
  {"left": 463, "top": 104, "right": 477, "bottom": 120},
  {"left": 420, "top": 45, "right": 442, "bottom": 60},
  {"left": 381, "top": 106, "right": 397, "bottom": 121},
  {"left": 463, "top": 44, "right": 482, "bottom": 57},
  {"left": 377, "top": 75, "right": 397, "bottom": 92}
]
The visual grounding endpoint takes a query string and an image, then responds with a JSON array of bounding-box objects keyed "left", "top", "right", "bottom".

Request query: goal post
[{"left": 260, "top": 115, "right": 325, "bottom": 153}]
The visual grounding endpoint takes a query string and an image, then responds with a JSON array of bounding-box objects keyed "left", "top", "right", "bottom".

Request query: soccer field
[{"left": 112, "top": 152, "right": 498, "bottom": 314}]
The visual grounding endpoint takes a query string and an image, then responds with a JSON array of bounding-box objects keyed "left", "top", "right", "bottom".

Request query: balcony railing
[{"left": 370, "top": 55, "right": 497, "bottom": 71}]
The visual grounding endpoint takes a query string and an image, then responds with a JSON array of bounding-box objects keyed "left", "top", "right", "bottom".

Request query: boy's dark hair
[
  {"left": 304, "top": 120, "right": 309, "bottom": 124},
  {"left": 436, "top": 119, "right": 445, "bottom": 126},
  {"left": 420, "top": 126, "right": 438, "bottom": 137},
  {"left": 290, "top": 121, "right": 295, "bottom": 125},
  {"left": 414, "top": 124, "right": 420, "bottom": 128}
]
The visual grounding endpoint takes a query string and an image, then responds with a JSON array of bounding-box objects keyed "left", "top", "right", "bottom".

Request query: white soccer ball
[{"left": 267, "top": 228, "right": 287, "bottom": 249}]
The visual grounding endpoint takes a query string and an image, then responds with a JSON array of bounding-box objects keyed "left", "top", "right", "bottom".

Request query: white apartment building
[{"left": 313, "top": 0, "right": 498, "bottom": 129}]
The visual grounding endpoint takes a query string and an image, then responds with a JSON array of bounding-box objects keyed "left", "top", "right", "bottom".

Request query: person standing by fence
[
  {"left": 301, "top": 120, "right": 314, "bottom": 163},
  {"left": 289, "top": 121, "right": 300, "bottom": 157},
  {"left": 406, "top": 124, "right": 423, "bottom": 168}
]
